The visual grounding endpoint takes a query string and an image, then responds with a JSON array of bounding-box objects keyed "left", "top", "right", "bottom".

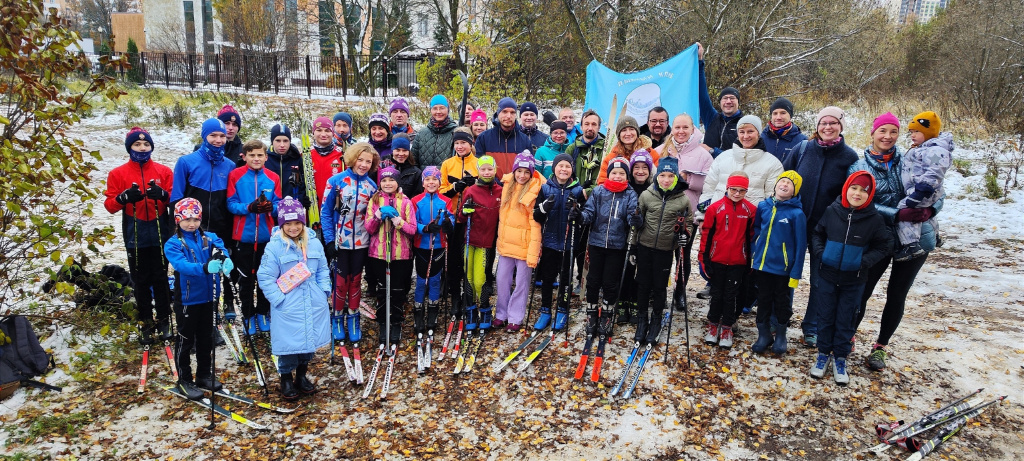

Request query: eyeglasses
[
  {"left": 727, "top": 187, "right": 748, "bottom": 193},
  {"left": 818, "top": 121, "right": 840, "bottom": 128},
  {"left": 648, "top": 119, "right": 667, "bottom": 125}
]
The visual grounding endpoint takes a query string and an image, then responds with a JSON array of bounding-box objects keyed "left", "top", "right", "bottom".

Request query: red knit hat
[{"left": 842, "top": 171, "right": 876, "bottom": 209}]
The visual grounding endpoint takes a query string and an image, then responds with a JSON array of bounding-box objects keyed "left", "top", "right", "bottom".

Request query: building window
[
  {"left": 183, "top": 1, "right": 196, "bottom": 53},
  {"left": 418, "top": 14, "right": 428, "bottom": 36},
  {"left": 201, "top": 0, "right": 214, "bottom": 54}
]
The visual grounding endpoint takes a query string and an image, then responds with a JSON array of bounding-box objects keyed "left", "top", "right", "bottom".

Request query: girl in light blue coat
[{"left": 257, "top": 196, "right": 331, "bottom": 400}]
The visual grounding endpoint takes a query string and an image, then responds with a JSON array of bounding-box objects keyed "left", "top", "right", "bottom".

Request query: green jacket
[
  {"left": 567, "top": 134, "right": 606, "bottom": 196},
  {"left": 633, "top": 179, "right": 692, "bottom": 251}
]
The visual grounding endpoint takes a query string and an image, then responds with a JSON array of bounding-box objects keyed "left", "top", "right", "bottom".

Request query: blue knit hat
[
  {"left": 497, "top": 97, "right": 517, "bottom": 112},
  {"left": 392, "top": 133, "right": 411, "bottom": 151},
  {"left": 657, "top": 157, "right": 679, "bottom": 176},
  {"left": 519, "top": 102, "right": 538, "bottom": 115},
  {"left": 201, "top": 118, "right": 227, "bottom": 140},
  {"left": 270, "top": 123, "right": 291, "bottom": 142},
  {"left": 429, "top": 94, "right": 449, "bottom": 109},
  {"left": 332, "top": 112, "right": 352, "bottom": 126}
]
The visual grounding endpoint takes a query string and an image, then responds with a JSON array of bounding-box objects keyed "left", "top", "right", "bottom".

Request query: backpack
[
  {"left": 0, "top": 315, "right": 61, "bottom": 399},
  {"left": 41, "top": 262, "right": 134, "bottom": 319}
]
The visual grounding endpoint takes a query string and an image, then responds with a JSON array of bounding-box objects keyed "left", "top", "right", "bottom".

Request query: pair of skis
[
  {"left": 608, "top": 310, "right": 671, "bottom": 399},
  {"left": 870, "top": 389, "right": 1006, "bottom": 459},
  {"left": 453, "top": 329, "right": 486, "bottom": 375},
  {"left": 574, "top": 332, "right": 607, "bottom": 382},
  {"left": 361, "top": 343, "right": 399, "bottom": 399},
  {"left": 138, "top": 341, "right": 179, "bottom": 394},
  {"left": 494, "top": 327, "right": 556, "bottom": 374},
  {"left": 162, "top": 383, "right": 294, "bottom": 431}
]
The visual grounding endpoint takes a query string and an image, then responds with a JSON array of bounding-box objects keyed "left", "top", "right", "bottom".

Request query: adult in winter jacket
[
  {"left": 762, "top": 97, "right": 808, "bottom": 162},
  {"left": 567, "top": 110, "right": 606, "bottom": 197},
  {"left": 697, "top": 115, "right": 784, "bottom": 221},
  {"left": 267, "top": 124, "right": 310, "bottom": 208},
  {"left": 535, "top": 121, "right": 571, "bottom": 178},
  {"left": 475, "top": 97, "right": 534, "bottom": 176},
  {"left": 597, "top": 115, "right": 658, "bottom": 185},
  {"left": 171, "top": 118, "right": 237, "bottom": 247},
  {"left": 368, "top": 113, "right": 394, "bottom": 160},
  {"left": 559, "top": 108, "right": 584, "bottom": 145},
  {"left": 386, "top": 134, "right": 423, "bottom": 199},
  {"left": 696, "top": 44, "right": 743, "bottom": 157},
  {"left": 638, "top": 106, "right": 672, "bottom": 149},
  {"left": 518, "top": 102, "right": 549, "bottom": 152},
  {"left": 389, "top": 97, "right": 416, "bottom": 141},
  {"left": 781, "top": 106, "right": 860, "bottom": 345},
  {"left": 411, "top": 94, "right": 458, "bottom": 168},
  {"left": 850, "top": 112, "right": 942, "bottom": 372}
]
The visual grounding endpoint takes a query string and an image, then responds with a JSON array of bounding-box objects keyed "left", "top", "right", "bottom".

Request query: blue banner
[{"left": 584, "top": 45, "right": 700, "bottom": 133}]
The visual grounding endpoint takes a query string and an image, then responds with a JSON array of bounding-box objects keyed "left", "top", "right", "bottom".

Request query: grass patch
[{"left": 952, "top": 158, "right": 972, "bottom": 176}]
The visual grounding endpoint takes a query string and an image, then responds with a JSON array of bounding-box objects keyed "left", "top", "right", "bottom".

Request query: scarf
[
  {"left": 391, "top": 125, "right": 411, "bottom": 135},
  {"left": 313, "top": 140, "right": 336, "bottom": 156},
  {"left": 335, "top": 132, "right": 354, "bottom": 145},
  {"left": 869, "top": 146, "right": 895, "bottom": 169},
  {"left": 431, "top": 117, "right": 452, "bottom": 130},
  {"left": 197, "top": 141, "right": 225, "bottom": 164},
  {"left": 816, "top": 136, "right": 843, "bottom": 148},
  {"left": 370, "top": 137, "right": 392, "bottom": 153},
  {"left": 129, "top": 149, "right": 152, "bottom": 164},
  {"left": 770, "top": 122, "right": 793, "bottom": 137},
  {"left": 658, "top": 176, "right": 679, "bottom": 193},
  {"left": 604, "top": 179, "right": 628, "bottom": 193}
]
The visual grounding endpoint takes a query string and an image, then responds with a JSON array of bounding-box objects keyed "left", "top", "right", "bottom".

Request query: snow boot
[
  {"left": 704, "top": 322, "right": 720, "bottom": 344},
  {"left": 868, "top": 345, "right": 888, "bottom": 371},
  {"left": 279, "top": 373, "right": 299, "bottom": 400},
  {"left": 478, "top": 306, "right": 493, "bottom": 330},
  {"left": 295, "top": 364, "right": 317, "bottom": 395},
  {"left": 802, "top": 332, "right": 817, "bottom": 348},
  {"left": 506, "top": 322, "right": 521, "bottom": 332},
  {"left": 256, "top": 314, "right": 271, "bottom": 332},
  {"left": 331, "top": 314, "right": 345, "bottom": 341},
  {"left": 832, "top": 356, "right": 850, "bottom": 385},
  {"left": 346, "top": 312, "right": 362, "bottom": 342},
  {"left": 157, "top": 319, "right": 173, "bottom": 341},
  {"left": 195, "top": 375, "right": 223, "bottom": 393},
  {"left": 534, "top": 307, "right": 552, "bottom": 330},
  {"left": 751, "top": 322, "right": 772, "bottom": 353},
  {"left": 809, "top": 352, "right": 831, "bottom": 379},
  {"left": 718, "top": 326, "right": 734, "bottom": 349},
  {"left": 464, "top": 305, "right": 478, "bottom": 330},
  {"left": 771, "top": 321, "right": 789, "bottom": 355},
  {"left": 245, "top": 316, "right": 258, "bottom": 336},
  {"left": 553, "top": 306, "right": 569, "bottom": 331},
  {"left": 585, "top": 303, "right": 599, "bottom": 337},
  {"left": 413, "top": 302, "right": 426, "bottom": 334},
  {"left": 177, "top": 380, "right": 204, "bottom": 401}
]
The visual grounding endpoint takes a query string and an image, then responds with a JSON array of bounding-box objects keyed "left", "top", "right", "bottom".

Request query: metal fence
[{"left": 104, "top": 52, "right": 424, "bottom": 98}]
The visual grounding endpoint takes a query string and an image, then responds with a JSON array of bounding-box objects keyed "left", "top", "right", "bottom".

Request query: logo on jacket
[{"left": 778, "top": 218, "right": 789, "bottom": 224}]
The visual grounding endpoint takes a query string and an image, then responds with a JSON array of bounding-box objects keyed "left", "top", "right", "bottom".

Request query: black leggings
[
  {"left": 854, "top": 253, "right": 929, "bottom": 346},
  {"left": 584, "top": 246, "right": 626, "bottom": 305},
  {"left": 126, "top": 246, "right": 171, "bottom": 327},
  {"left": 538, "top": 247, "right": 572, "bottom": 308}
]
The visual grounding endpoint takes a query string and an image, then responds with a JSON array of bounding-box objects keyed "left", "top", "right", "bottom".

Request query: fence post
[
  {"left": 243, "top": 54, "right": 249, "bottom": 91},
  {"left": 305, "top": 55, "right": 311, "bottom": 97},
  {"left": 381, "top": 57, "right": 388, "bottom": 97},
  {"left": 215, "top": 54, "right": 221, "bottom": 90},
  {"left": 341, "top": 55, "right": 348, "bottom": 99},
  {"left": 274, "top": 57, "right": 279, "bottom": 94},
  {"left": 188, "top": 54, "right": 195, "bottom": 89},
  {"left": 163, "top": 53, "right": 169, "bottom": 88},
  {"left": 140, "top": 52, "right": 147, "bottom": 86}
]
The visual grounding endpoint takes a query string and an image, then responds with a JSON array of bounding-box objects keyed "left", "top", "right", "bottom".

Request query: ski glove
[
  {"left": 453, "top": 180, "right": 470, "bottom": 193},
  {"left": 116, "top": 184, "right": 145, "bottom": 205},
  {"left": 441, "top": 216, "right": 454, "bottom": 234},
  {"left": 325, "top": 242, "right": 337, "bottom": 261},
  {"left": 677, "top": 232, "right": 688, "bottom": 248},
  {"left": 789, "top": 278, "right": 799, "bottom": 288},
  {"left": 145, "top": 181, "right": 169, "bottom": 202},
  {"left": 205, "top": 259, "right": 223, "bottom": 274},
  {"left": 538, "top": 195, "right": 556, "bottom": 214},
  {"left": 533, "top": 207, "right": 547, "bottom": 224},
  {"left": 896, "top": 206, "right": 935, "bottom": 223},
  {"left": 423, "top": 221, "right": 442, "bottom": 234},
  {"left": 697, "top": 199, "right": 711, "bottom": 213},
  {"left": 380, "top": 205, "right": 400, "bottom": 219},
  {"left": 247, "top": 200, "right": 261, "bottom": 213},
  {"left": 221, "top": 257, "right": 234, "bottom": 276},
  {"left": 627, "top": 213, "right": 643, "bottom": 228}
]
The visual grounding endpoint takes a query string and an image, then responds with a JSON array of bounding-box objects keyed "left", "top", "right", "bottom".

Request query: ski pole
[
  {"left": 561, "top": 197, "right": 577, "bottom": 346},
  {"left": 209, "top": 270, "right": 220, "bottom": 430}
]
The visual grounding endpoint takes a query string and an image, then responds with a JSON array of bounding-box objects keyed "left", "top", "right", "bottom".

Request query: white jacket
[{"left": 697, "top": 143, "right": 784, "bottom": 220}]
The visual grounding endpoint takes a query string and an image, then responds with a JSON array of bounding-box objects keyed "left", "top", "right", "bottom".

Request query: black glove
[
  {"left": 568, "top": 205, "right": 581, "bottom": 223},
  {"left": 247, "top": 200, "right": 261, "bottom": 213},
  {"left": 299, "top": 194, "right": 312, "bottom": 210},
  {"left": 538, "top": 195, "right": 555, "bottom": 214},
  {"left": 145, "top": 180, "right": 168, "bottom": 202},
  {"left": 289, "top": 167, "right": 301, "bottom": 188},
  {"left": 542, "top": 110, "right": 557, "bottom": 126},
  {"left": 325, "top": 242, "right": 337, "bottom": 261},
  {"left": 581, "top": 179, "right": 593, "bottom": 191},
  {"left": 454, "top": 180, "right": 470, "bottom": 193},
  {"left": 697, "top": 199, "right": 711, "bottom": 213},
  {"left": 441, "top": 216, "right": 454, "bottom": 234},
  {"left": 423, "top": 221, "right": 442, "bottom": 233},
  {"left": 116, "top": 183, "right": 145, "bottom": 205},
  {"left": 627, "top": 213, "right": 643, "bottom": 228},
  {"left": 533, "top": 207, "right": 547, "bottom": 224}
]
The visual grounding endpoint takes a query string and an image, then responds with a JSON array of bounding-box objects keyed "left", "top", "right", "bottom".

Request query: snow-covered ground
[{"left": 1, "top": 92, "right": 1022, "bottom": 460}]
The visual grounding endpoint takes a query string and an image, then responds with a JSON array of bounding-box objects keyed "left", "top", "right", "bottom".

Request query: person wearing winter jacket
[
  {"left": 628, "top": 157, "right": 691, "bottom": 345},
  {"left": 749, "top": 171, "right": 807, "bottom": 355},
  {"left": 267, "top": 124, "right": 310, "bottom": 209},
  {"left": 596, "top": 115, "right": 659, "bottom": 185},
  {"left": 579, "top": 158, "right": 638, "bottom": 340},
  {"left": 493, "top": 152, "right": 544, "bottom": 331},
  {"left": 320, "top": 142, "right": 379, "bottom": 345},
  {"left": 699, "top": 172, "right": 755, "bottom": 349},
  {"left": 893, "top": 111, "right": 952, "bottom": 262},
  {"left": 518, "top": 102, "right": 548, "bottom": 152},
  {"left": 453, "top": 156, "right": 502, "bottom": 329},
  {"left": 411, "top": 94, "right": 458, "bottom": 168},
  {"left": 226, "top": 140, "right": 282, "bottom": 334},
  {"left": 385, "top": 134, "right": 423, "bottom": 199},
  {"left": 196, "top": 104, "right": 244, "bottom": 167},
  {"left": 256, "top": 197, "right": 330, "bottom": 400},
  {"left": 559, "top": 108, "right": 584, "bottom": 145},
  {"left": 762, "top": 97, "right": 808, "bottom": 162},
  {"left": 808, "top": 171, "right": 892, "bottom": 385},
  {"left": 782, "top": 106, "right": 860, "bottom": 347},
  {"left": 411, "top": 167, "right": 454, "bottom": 335},
  {"left": 333, "top": 112, "right": 356, "bottom": 148},
  {"left": 470, "top": 109, "right": 488, "bottom": 140},
  {"left": 534, "top": 121, "right": 571, "bottom": 178},
  {"left": 105, "top": 127, "right": 174, "bottom": 344},
  {"left": 696, "top": 44, "right": 743, "bottom": 157},
  {"left": 638, "top": 107, "right": 671, "bottom": 149},
  {"left": 364, "top": 166, "right": 418, "bottom": 345},
  {"left": 368, "top": 112, "right": 394, "bottom": 161},
  {"left": 475, "top": 97, "right": 534, "bottom": 177},
  {"left": 440, "top": 128, "right": 479, "bottom": 198},
  {"left": 309, "top": 116, "right": 346, "bottom": 208},
  {"left": 389, "top": 97, "right": 416, "bottom": 141},
  {"left": 697, "top": 115, "right": 784, "bottom": 218},
  {"left": 164, "top": 198, "right": 234, "bottom": 400},
  {"left": 616, "top": 149, "right": 655, "bottom": 324},
  {"left": 568, "top": 110, "right": 607, "bottom": 197},
  {"left": 532, "top": 153, "right": 585, "bottom": 331}
]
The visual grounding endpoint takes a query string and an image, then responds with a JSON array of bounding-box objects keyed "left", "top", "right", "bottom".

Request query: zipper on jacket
[
  {"left": 605, "top": 195, "right": 618, "bottom": 247},
  {"left": 836, "top": 211, "right": 853, "bottom": 272},
  {"left": 782, "top": 242, "right": 788, "bottom": 267},
  {"left": 758, "top": 206, "right": 778, "bottom": 270}
]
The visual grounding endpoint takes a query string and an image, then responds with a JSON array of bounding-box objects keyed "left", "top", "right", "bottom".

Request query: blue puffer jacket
[
  {"left": 762, "top": 124, "right": 808, "bottom": 162},
  {"left": 751, "top": 195, "right": 807, "bottom": 281},
  {"left": 411, "top": 191, "right": 454, "bottom": 250},
  {"left": 849, "top": 149, "right": 943, "bottom": 251},
  {"left": 536, "top": 176, "right": 585, "bottom": 251},
  {"left": 164, "top": 229, "right": 230, "bottom": 306},
  {"left": 782, "top": 138, "right": 859, "bottom": 231},
  {"left": 811, "top": 198, "right": 893, "bottom": 285},
  {"left": 581, "top": 184, "right": 637, "bottom": 250},
  {"left": 257, "top": 228, "right": 331, "bottom": 356},
  {"left": 226, "top": 166, "right": 281, "bottom": 243}
]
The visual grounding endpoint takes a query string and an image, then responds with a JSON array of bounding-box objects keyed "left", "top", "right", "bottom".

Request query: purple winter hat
[
  {"left": 378, "top": 165, "right": 400, "bottom": 183},
  {"left": 512, "top": 150, "right": 536, "bottom": 175},
  {"left": 277, "top": 196, "right": 307, "bottom": 225}
]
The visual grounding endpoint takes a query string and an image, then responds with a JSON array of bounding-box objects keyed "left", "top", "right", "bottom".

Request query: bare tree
[{"left": 68, "top": 0, "right": 138, "bottom": 45}]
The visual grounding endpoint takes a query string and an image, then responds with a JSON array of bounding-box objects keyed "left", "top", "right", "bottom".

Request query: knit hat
[
  {"left": 392, "top": 133, "right": 411, "bottom": 151},
  {"left": 453, "top": 130, "right": 474, "bottom": 144},
  {"left": 777, "top": 170, "right": 803, "bottom": 196},
  {"left": 726, "top": 173, "right": 749, "bottom": 190},
  {"left": 277, "top": 196, "right": 307, "bottom": 225},
  {"left": 497, "top": 97, "right": 517, "bottom": 112},
  {"left": 550, "top": 121, "right": 568, "bottom": 133},
  {"left": 429, "top": 94, "right": 449, "bottom": 109},
  {"left": 422, "top": 166, "right": 441, "bottom": 181},
  {"left": 478, "top": 155, "right": 496, "bottom": 168},
  {"left": 848, "top": 172, "right": 873, "bottom": 191},
  {"left": 217, "top": 104, "right": 241, "bottom": 127},
  {"left": 607, "top": 157, "right": 630, "bottom": 175},
  {"left": 872, "top": 112, "right": 901, "bottom": 134},
  {"left": 270, "top": 123, "right": 291, "bottom": 142},
  {"left": 908, "top": 111, "right": 941, "bottom": 140},
  {"left": 312, "top": 116, "right": 334, "bottom": 133},
  {"left": 512, "top": 150, "right": 536, "bottom": 175},
  {"left": 737, "top": 115, "right": 763, "bottom": 133},
  {"left": 174, "top": 197, "right": 202, "bottom": 224},
  {"left": 368, "top": 113, "right": 390, "bottom": 131},
  {"left": 125, "top": 126, "right": 154, "bottom": 154},
  {"left": 815, "top": 106, "right": 846, "bottom": 133},
  {"left": 656, "top": 156, "right": 679, "bottom": 176},
  {"left": 719, "top": 87, "right": 740, "bottom": 101},
  {"left": 471, "top": 109, "right": 488, "bottom": 124},
  {"left": 332, "top": 112, "right": 353, "bottom": 126},
  {"left": 630, "top": 149, "right": 654, "bottom": 172},
  {"left": 769, "top": 97, "right": 794, "bottom": 117},
  {"left": 616, "top": 116, "right": 640, "bottom": 137},
  {"left": 378, "top": 165, "right": 399, "bottom": 183},
  {"left": 552, "top": 153, "right": 574, "bottom": 172},
  {"left": 389, "top": 97, "right": 410, "bottom": 114},
  {"left": 842, "top": 171, "right": 876, "bottom": 209},
  {"left": 519, "top": 102, "right": 538, "bottom": 116},
  {"left": 201, "top": 117, "right": 227, "bottom": 140}
]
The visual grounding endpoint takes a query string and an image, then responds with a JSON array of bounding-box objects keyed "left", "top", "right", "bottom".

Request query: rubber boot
[
  {"left": 331, "top": 314, "right": 345, "bottom": 341},
  {"left": 585, "top": 303, "right": 599, "bottom": 337},
  {"left": 413, "top": 302, "right": 426, "bottom": 334},
  {"left": 280, "top": 373, "right": 299, "bottom": 400},
  {"left": 465, "top": 305, "right": 479, "bottom": 330},
  {"left": 478, "top": 306, "right": 493, "bottom": 330},
  {"left": 534, "top": 307, "right": 552, "bottom": 330},
  {"left": 553, "top": 306, "right": 569, "bottom": 331},
  {"left": 751, "top": 322, "right": 772, "bottom": 353},
  {"left": 346, "top": 312, "right": 362, "bottom": 342},
  {"left": 675, "top": 290, "right": 688, "bottom": 312},
  {"left": 771, "top": 321, "right": 788, "bottom": 355},
  {"left": 256, "top": 313, "right": 271, "bottom": 332},
  {"left": 295, "top": 364, "right": 317, "bottom": 394}
]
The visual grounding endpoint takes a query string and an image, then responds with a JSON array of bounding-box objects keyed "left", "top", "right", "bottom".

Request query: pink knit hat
[
  {"left": 471, "top": 109, "right": 487, "bottom": 124},
  {"left": 872, "top": 112, "right": 900, "bottom": 134}
]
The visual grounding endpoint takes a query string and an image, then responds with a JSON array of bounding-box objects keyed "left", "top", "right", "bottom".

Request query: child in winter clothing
[
  {"left": 164, "top": 198, "right": 234, "bottom": 400},
  {"left": 454, "top": 156, "right": 502, "bottom": 329},
  {"left": 750, "top": 170, "right": 807, "bottom": 354},
  {"left": 596, "top": 116, "right": 659, "bottom": 185},
  {"left": 412, "top": 167, "right": 455, "bottom": 335},
  {"left": 321, "top": 142, "right": 380, "bottom": 345},
  {"left": 227, "top": 140, "right": 282, "bottom": 334},
  {"left": 493, "top": 152, "right": 544, "bottom": 331},
  {"left": 470, "top": 109, "right": 488, "bottom": 140},
  {"left": 699, "top": 171, "right": 756, "bottom": 349},
  {"left": 385, "top": 133, "right": 423, "bottom": 199},
  {"left": 441, "top": 128, "right": 481, "bottom": 315},
  {"left": 310, "top": 116, "right": 346, "bottom": 208},
  {"left": 256, "top": 197, "right": 330, "bottom": 400},
  {"left": 579, "top": 158, "right": 638, "bottom": 339},
  {"left": 267, "top": 124, "right": 310, "bottom": 209},
  {"left": 809, "top": 171, "right": 892, "bottom": 384},
  {"left": 535, "top": 121, "right": 571, "bottom": 178},
  {"left": 617, "top": 149, "right": 655, "bottom": 324},
  {"left": 368, "top": 113, "right": 394, "bottom": 160},
  {"left": 105, "top": 127, "right": 175, "bottom": 344},
  {"left": 532, "top": 153, "right": 584, "bottom": 331},
  {"left": 628, "top": 157, "right": 691, "bottom": 345},
  {"left": 894, "top": 111, "right": 953, "bottom": 262},
  {"left": 333, "top": 112, "right": 355, "bottom": 148},
  {"left": 364, "top": 166, "right": 418, "bottom": 345}
]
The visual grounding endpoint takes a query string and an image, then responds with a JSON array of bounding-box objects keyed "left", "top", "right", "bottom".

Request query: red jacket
[
  {"left": 310, "top": 145, "right": 345, "bottom": 206},
  {"left": 699, "top": 196, "right": 755, "bottom": 266},
  {"left": 104, "top": 160, "right": 174, "bottom": 248},
  {"left": 451, "top": 180, "right": 502, "bottom": 249}
]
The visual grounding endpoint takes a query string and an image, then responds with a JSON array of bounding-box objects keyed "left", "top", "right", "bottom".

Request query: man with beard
[{"left": 639, "top": 107, "right": 671, "bottom": 149}]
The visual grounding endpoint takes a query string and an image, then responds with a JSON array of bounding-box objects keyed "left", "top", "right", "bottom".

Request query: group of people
[{"left": 104, "top": 44, "right": 954, "bottom": 400}]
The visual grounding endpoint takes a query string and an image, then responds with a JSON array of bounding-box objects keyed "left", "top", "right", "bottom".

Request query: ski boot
[
  {"left": 331, "top": 313, "right": 345, "bottom": 341},
  {"left": 599, "top": 301, "right": 615, "bottom": 337},
  {"left": 138, "top": 323, "right": 155, "bottom": 346},
  {"left": 479, "top": 306, "right": 493, "bottom": 330},
  {"left": 553, "top": 306, "right": 569, "bottom": 331},
  {"left": 156, "top": 319, "right": 173, "bottom": 341},
  {"left": 389, "top": 323, "right": 402, "bottom": 347},
  {"left": 245, "top": 316, "right": 258, "bottom": 336},
  {"left": 534, "top": 307, "right": 552, "bottom": 330},
  {"left": 177, "top": 380, "right": 204, "bottom": 401},
  {"left": 426, "top": 300, "right": 440, "bottom": 331},
  {"left": 751, "top": 322, "right": 772, "bottom": 353},
  {"left": 280, "top": 373, "right": 299, "bottom": 400},
  {"left": 644, "top": 311, "right": 663, "bottom": 345},
  {"left": 675, "top": 290, "right": 688, "bottom": 312},
  {"left": 615, "top": 305, "right": 630, "bottom": 325},
  {"left": 465, "top": 305, "right": 479, "bottom": 330},
  {"left": 346, "top": 312, "right": 362, "bottom": 342},
  {"left": 256, "top": 314, "right": 271, "bottom": 332},
  {"left": 195, "top": 374, "right": 223, "bottom": 393},
  {"left": 295, "top": 364, "right": 317, "bottom": 395},
  {"left": 413, "top": 302, "right": 426, "bottom": 335},
  {"left": 584, "top": 303, "right": 599, "bottom": 337}
]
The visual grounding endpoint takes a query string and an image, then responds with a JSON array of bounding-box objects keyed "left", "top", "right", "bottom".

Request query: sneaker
[
  {"left": 833, "top": 357, "right": 850, "bottom": 385},
  {"left": 867, "top": 347, "right": 888, "bottom": 371},
  {"left": 718, "top": 326, "right": 734, "bottom": 348},
  {"left": 809, "top": 352, "right": 831, "bottom": 379},
  {"left": 491, "top": 318, "right": 505, "bottom": 329},
  {"left": 704, "top": 323, "right": 720, "bottom": 344},
  {"left": 802, "top": 333, "right": 817, "bottom": 348},
  {"left": 894, "top": 242, "right": 926, "bottom": 262},
  {"left": 506, "top": 323, "right": 521, "bottom": 332},
  {"left": 256, "top": 314, "right": 271, "bottom": 332},
  {"left": 696, "top": 283, "right": 712, "bottom": 300},
  {"left": 177, "top": 380, "right": 205, "bottom": 401}
]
